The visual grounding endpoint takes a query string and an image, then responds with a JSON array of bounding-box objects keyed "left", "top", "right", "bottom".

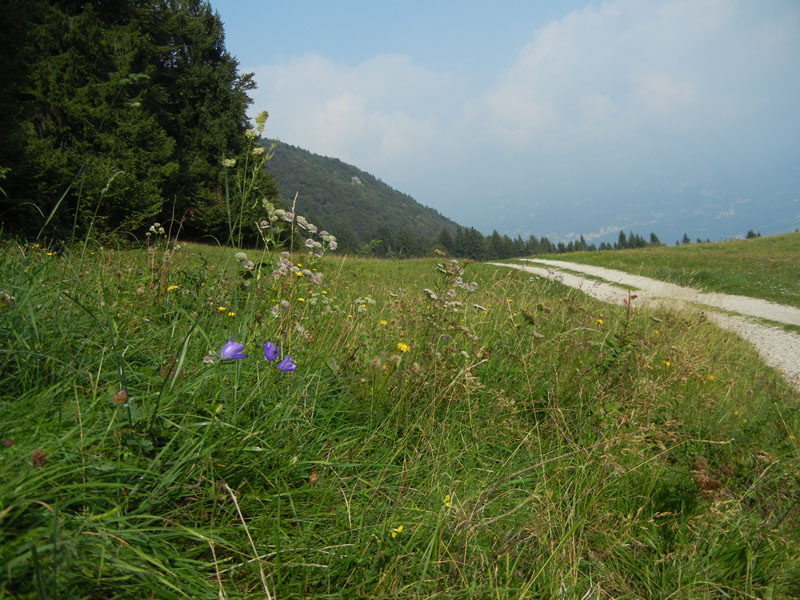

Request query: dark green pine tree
[
  {"left": 1, "top": 1, "right": 177, "bottom": 236},
  {"left": 0, "top": 0, "right": 264, "bottom": 241},
  {"left": 140, "top": 0, "right": 261, "bottom": 239}
]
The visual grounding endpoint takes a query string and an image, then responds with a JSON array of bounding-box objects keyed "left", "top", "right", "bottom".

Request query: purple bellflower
[
  {"left": 263, "top": 341, "right": 280, "bottom": 361},
  {"left": 277, "top": 355, "right": 296, "bottom": 372},
  {"left": 220, "top": 337, "right": 248, "bottom": 360}
]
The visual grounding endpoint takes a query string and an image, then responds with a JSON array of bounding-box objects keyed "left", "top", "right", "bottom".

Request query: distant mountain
[{"left": 263, "top": 141, "right": 460, "bottom": 251}]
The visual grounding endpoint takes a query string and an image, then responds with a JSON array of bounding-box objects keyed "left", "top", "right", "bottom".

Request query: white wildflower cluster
[
  {"left": 354, "top": 295, "right": 377, "bottom": 313},
  {"left": 270, "top": 251, "right": 324, "bottom": 284},
  {"left": 427, "top": 259, "right": 479, "bottom": 312},
  {"left": 147, "top": 222, "right": 165, "bottom": 236},
  {"left": 234, "top": 251, "right": 255, "bottom": 271},
  {"left": 261, "top": 207, "right": 337, "bottom": 258}
]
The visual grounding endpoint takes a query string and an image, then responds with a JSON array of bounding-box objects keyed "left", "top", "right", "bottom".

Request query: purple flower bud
[
  {"left": 263, "top": 341, "right": 280, "bottom": 361},
  {"left": 277, "top": 355, "right": 296, "bottom": 372},
  {"left": 220, "top": 337, "right": 248, "bottom": 360}
]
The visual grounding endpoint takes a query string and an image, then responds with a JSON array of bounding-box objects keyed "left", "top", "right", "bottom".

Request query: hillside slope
[{"left": 263, "top": 141, "right": 460, "bottom": 250}]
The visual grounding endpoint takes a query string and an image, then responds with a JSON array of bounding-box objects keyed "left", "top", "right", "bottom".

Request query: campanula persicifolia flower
[
  {"left": 220, "top": 337, "right": 248, "bottom": 360},
  {"left": 277, "top": 355, "right": 296, "bottom": 372},
  {"left": 263, "top": 342, "right": 280, "bottom": 361}
]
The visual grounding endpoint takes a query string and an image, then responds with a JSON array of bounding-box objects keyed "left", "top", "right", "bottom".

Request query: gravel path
[{"left": 491, "top": 259, "right": 800, "bottom": 390}]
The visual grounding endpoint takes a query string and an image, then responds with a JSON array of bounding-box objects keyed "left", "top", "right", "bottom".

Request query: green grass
[
  {"left": 1, "top": 240, "right": 799, "bottom": 599},
  {"left": 530, "top": 232, "right": 800, "bottom": 308}
]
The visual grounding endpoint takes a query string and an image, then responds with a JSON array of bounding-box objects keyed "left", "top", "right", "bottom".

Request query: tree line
[
  {"left": 0, "top": 0, "right": 276, "bottom": 242},
  {"left": 357, "top": 226, "right": 665, "bottom": 259}
]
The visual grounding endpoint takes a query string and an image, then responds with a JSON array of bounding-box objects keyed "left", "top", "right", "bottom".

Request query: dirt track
[{"left": 491, "top": 258, "right": 800, "bottom": 390}]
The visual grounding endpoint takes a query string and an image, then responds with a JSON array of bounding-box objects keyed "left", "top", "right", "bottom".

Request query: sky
[{"left": 211, "top": 0, "right": 800, "bottom": 244}]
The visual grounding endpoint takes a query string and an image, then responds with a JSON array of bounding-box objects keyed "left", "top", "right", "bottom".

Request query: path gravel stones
[{"left": 491, "top": 259, "right": 800, "bottom": 390}]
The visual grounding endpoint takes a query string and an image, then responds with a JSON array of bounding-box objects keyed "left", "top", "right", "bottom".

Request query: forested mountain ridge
[{"left": 263, "top": 141, "right": 460, "bottom": 253}]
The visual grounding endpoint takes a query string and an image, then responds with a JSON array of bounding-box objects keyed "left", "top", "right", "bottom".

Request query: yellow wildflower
[
  {"left": 596, "top": 319, "right": 603, "bottom": 324},
  {"left": 167, "top": 285, "right": 179, "bottom": 291},
  {"left": 218, "top": 306, "right": 227, "bottom": 312},
  {"left": 391, "top": 525, "right": 403, "bottom": 539},
  {"left": 228, "top": 311, "right": 236, "bottom": 317},
  {"left": 296, "top": 271, "right": 304, "bottom": 277},
  {"left": 443, "top": 494, "right": 451, "bottom": 507},
  {"left": 397, "top": 343, "right": 410, "bottom": 353},
  {"left": 380, "top": 320, "right": 387, "bottom": 326},
  {"left": 664, "top": 360, "right": 671, "bottom": 367},
  {"left": 298, "top": 297, "right": 305, "bottom": 302}
]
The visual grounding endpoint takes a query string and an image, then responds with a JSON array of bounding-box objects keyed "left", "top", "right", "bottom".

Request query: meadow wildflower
[
  {"left": 218, "top": 306, "right": 227, "bottom": 312},
  {"left": 397, "top": 343, "right": 410, "bottom": 353},
  {"left": 380, "top": 320, "right": 388, "bottom": 326},
  {"left": 219, "top": 337, "right": 248, "bottom": 360},
  {"left": 228, "top": 311, "right": 236, "bottom": 317},
  {"left": 596, "top": 318, "right": 603, "bottom": 324},
  {"left": 263, "top": 342, "right": 280, "bottom": 361},
  {"left": 167, "top": 285, "right": 179, "bottom": 291},
  {"left": 391, "top": 525, "right": 403, "bottom": 539},
  {"left": 277, "top": 355, "right": 296, "bottom": 372},
  {"left": 443, "top": 494, "right": 451, "bottom": 507}
]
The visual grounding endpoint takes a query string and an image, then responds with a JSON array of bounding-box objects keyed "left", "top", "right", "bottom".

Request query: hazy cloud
[{"left": 245, "top": 0, "right": 799, "bottom": 241}]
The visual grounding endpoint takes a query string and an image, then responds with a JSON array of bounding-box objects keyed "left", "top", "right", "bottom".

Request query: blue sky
[{"left": 211, "top": 0, "right": 800, "bottom": 244}]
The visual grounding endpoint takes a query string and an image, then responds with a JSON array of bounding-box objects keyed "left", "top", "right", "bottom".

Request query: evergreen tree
[
  {"left": 0, "top": 0, "right": 257, "bottom": 240},
  {"left": 436, "top": 228, "right": 455, "bottom": 254},
  {"left": 539, "top": 236, "right": 555, "bottom": 254},
  {"left": 526, "top": 234, "right": 540, "bottom": 255},
  {"left": 649, "top": 232, "right": 661, "bottom": 246}
]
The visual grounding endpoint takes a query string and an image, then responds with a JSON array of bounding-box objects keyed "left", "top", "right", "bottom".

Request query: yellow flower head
[
  {"left": 391, "top": 525, "right": 403, "bottom": 538},
  {"left": 443, "top": 494, "right": 451, "bottom": 507},
  {"left": 664, "top": 360, "right": 671, "bottom": 367},
  {"left": 380, "top": 320, "right": 388, "bottom": 326},
  {"left": 297, "top": 297, "right": 305, "bottom": 302},
  {"left": 397, "top": 343, "right": 410, "bottom": 353},
  {"left": 167, "top": 285, "right": 179, "bottom": 291},
  {"left": 296, "top": 271, "right": 304, "bottom": 277},
  {"left": 596, "top": 318, "right": 603, "bottom": 324},
  {"left": 218, "top": 306, "right": 227, "bottom": 312},
  {"left": 227, "top": 311, "right": 236, "bottom": 317}
]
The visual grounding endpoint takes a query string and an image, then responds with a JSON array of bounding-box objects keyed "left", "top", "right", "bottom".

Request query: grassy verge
[
  {"left": 1, "top": 241, "right": 798, "bottom": 598},
  {"left": 530, "top": 232, "right": 800, "bottom": 308}
]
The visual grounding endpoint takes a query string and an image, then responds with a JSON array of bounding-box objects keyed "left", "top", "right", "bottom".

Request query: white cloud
[{"left": 244, "top": 1, "right": 799, "bottom": 238}]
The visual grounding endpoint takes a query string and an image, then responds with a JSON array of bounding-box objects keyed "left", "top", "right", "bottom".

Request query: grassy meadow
[
  {"left": 532, "top": 232, "right": 800, "bottom": 308},
  {"left": 1, "top": 238, "right": 799, "bottom": 599}
]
